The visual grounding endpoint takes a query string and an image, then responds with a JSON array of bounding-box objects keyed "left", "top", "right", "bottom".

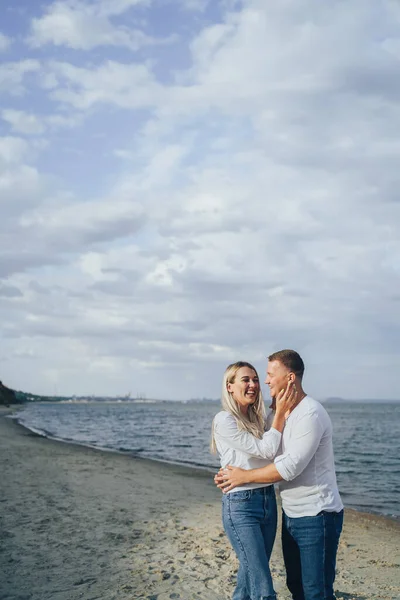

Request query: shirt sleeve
[
  {"left": 214, "top": 413, "right": 281, "bottom": 460},
  {"left": 274, "top": 412, "right": 324, "bottom": 481}
]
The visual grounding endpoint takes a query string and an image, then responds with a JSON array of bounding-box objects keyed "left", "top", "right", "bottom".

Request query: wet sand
[{"left": 0, "top": 409, "right": 399, "bottom": 600}]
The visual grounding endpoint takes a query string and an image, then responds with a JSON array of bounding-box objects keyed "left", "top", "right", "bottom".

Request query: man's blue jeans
[
  {"left": 282, "top": 509, "right": 344, "bottom": 600},
  {"left": 222, "top": 486, "right": 277, "bottom": 600}
]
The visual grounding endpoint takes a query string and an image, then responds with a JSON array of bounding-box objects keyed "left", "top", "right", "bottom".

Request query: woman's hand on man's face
[{"left": 275, "top": 380, "right": 297, "bottom": 417}]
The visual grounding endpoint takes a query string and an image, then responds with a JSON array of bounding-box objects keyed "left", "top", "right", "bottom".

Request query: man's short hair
[{"left": 268, "top": 349, "right": 305, "bottom": 379}]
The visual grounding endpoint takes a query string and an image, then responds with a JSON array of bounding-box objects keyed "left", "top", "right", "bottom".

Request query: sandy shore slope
[{"left": 0, "top": 410, "right": 399, "bottom": 600}]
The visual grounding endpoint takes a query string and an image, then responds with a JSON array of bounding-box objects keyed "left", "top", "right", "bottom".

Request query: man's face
[{"left": 265, "top": 360, "right": 290, "bottom": 401}]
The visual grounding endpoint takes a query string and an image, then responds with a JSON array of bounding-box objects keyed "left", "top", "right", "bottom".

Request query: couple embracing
[{"left": 211, "top": 349, "right": 343, "bottom": 600}]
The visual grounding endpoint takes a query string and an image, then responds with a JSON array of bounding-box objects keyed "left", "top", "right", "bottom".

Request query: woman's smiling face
[{"left": 227, "top": 366, "right": 260, "bottom": 414}]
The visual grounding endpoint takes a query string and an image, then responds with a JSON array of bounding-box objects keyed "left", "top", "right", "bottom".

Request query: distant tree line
[
  {"left": 0, "top": 381, "right": 66, "bottom": 405},
  {"left": 0, "top": 381, "right": 19, "bottom": 406}
]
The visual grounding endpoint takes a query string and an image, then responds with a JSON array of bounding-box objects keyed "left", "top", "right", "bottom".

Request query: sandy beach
[{"left": 0, "top": 409, "right": 399, "bottom": 600}]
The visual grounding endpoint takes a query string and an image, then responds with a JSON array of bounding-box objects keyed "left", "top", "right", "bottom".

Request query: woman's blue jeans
[
  {"left": 282, "top": 509, "right": 344, "bottom": 600},
  {"left": 222, "top": 486, "right": 277, "bottom": 600}
]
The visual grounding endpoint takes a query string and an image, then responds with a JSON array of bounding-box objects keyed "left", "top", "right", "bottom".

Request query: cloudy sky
[{"left": 1, "top": 0, "right": 399, "bottom": 401}]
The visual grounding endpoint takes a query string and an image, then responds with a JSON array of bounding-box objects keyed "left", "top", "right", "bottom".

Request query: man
[{"left": 216, "top": 349, "right": 343, "bottom": 600}]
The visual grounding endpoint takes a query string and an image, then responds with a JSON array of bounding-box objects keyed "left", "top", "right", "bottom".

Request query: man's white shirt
[{"left": 274, "top": 396, "right": 343, "bottom": 517}]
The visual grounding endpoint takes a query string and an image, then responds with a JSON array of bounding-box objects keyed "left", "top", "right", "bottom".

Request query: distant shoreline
[{"left": 7, "top": 397, "right": 400, "bottom": 405}]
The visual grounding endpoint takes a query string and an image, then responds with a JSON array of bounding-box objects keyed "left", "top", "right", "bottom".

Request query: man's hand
[{"left": 213, "top": 466, "right": 248, "bottom": 493}]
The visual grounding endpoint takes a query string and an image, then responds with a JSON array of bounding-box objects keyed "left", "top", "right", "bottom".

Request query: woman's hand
[
  {"left": 275, "top": 380, "right": 297, "bottom": 419},
  {"left": 214, "top": 466, "right": 248, "bottom": 493},
  {"left": 214, "top": 469, "right": 225, "bottom": 488}
]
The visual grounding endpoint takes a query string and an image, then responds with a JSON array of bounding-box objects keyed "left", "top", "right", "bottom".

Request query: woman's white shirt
[{"left": 213, "top": 410, "right": 281, "bottom": 493}]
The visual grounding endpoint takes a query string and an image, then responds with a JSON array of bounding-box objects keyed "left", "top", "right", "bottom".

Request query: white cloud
[
  {"left": 0, "top": 60, "right": 40, "bottom": 96},
  {"left": 0, "top": 136, "right": 29, "bottom": 164},
  {"left": 21, "top": 195, "right": 146, "bottom": 247},
  {"left": 0, "top": 161, "right": 47, "bottom": 226},
  {"left": 2, "top": 110, "right": 45, "bottom": 135},
  {"left": 47, "top": 60, "right": 162, "bottom": 109},
  {"left": 0, "top": 32, "right": 12, "bottom": 52},
  {"left": 28, "top": 0, "right": 169, "bottom": 50},
  {"left": 1, "top": 108, "right": 83, "bottom": 135},
  {"left": 176, "top": 0, "right": 210, "bottom": 10},
  {"left": 96, "top": 0, "right": 152, "bottom": 18}
]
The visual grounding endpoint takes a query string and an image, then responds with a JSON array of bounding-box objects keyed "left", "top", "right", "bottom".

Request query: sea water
[{"left": 12, "top": 400, "right": 400, "bottom": 519}]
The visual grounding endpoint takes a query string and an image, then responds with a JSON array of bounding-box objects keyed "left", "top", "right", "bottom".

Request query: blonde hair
[{"left": 210, "top": 361, "right": 266, "bottom": 454}]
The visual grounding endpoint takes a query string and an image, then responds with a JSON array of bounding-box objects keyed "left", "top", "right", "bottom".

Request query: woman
[{"left": 211, "top": 361, "right": 295, "bottom": 600}]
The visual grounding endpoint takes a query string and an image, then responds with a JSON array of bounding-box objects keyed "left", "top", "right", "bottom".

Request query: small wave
[
  {"left": 172, "top": 444, "right": 192, "bottom": 448},
  {"left": 336, "top": 469, "right": 356, "bottom": 474},
  {"left": 18, "top": 421, "right": 56, "bottom": 439}
]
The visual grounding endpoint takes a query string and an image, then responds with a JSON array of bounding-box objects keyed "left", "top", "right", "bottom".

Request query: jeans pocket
[{"left": 229, "top": 490, "right": 252, "bottom": 502}]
